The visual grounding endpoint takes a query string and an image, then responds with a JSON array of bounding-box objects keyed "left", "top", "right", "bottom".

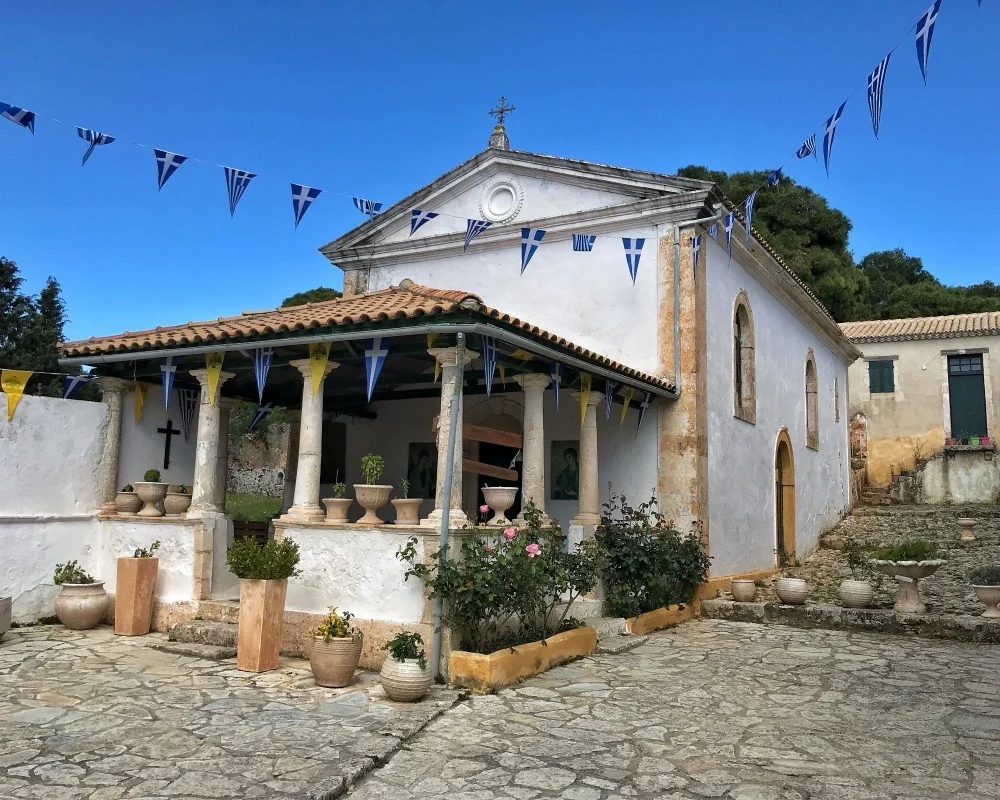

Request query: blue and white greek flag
[
  {"left": 572, "top": 234, "right": 596, "bottom": 252},
  {"left": 520, "top": 228, "right": 545, "bottom": 274},
  {"left": 822, "top": 101, "right": 848, "bottom": 177},
  {"left": 636, "top": 392, "right": 653, "bottom": 436},
  {"left": 767, "top": 169, "right": 782, "bottom": 187},
  {"left": 482, "top": 337, "right": 499, "bottom": 397},
  {"left": 796, "top": 134, "right": 817, "bottom": 160},
  {"left": 253, "top": 347, "right": 274, "bottom": 402},
  {"left": 77, "top": 127, "right": 115, "bottom": 166},
  {"left": 692, "top": 234, "right": 702, "bottom": 276},
  {"left": 707, "top": 223, "right": 719, "bottom": 242},
  {"left": 0, "top": 103, "right": 35, "bottom": 133},
  {"left": 176, "top": 388, "right": 199, "bottom": 441},
  {"left": 724, "top": 211, "right": 735, "bottom": 260},
  {"left": 62, "top": 374, "right": 90, "bottom": 399},
  {"left": 248, "top": 403, "right": 273, "bottom": 434},
  {"left": 550, "top": 362, "right": 562, "bottom": 415},
  {"left": 410, "top": 209, "right": 439, "bottom": 235},
  {"left": 160, "top": 357, "right": 177, "bottom": 411},
  {"left": 916, "top": 0, "right": 942, "bottom": 85},
  {"left": 224, "top": 166, "right": 255, "bottom": 216},
  {"left": 464, "top": 219, "right": 492, "bottom": 251},
  {"left": 364, "top": 336, "right": 391, "bottom": 402},
  {"left": 604, "top": 380, "right": 618, "bottom": 424},
  {"left": 153, "top": 149, "right": 188, "bottom": 190},
  {"left": 744, "top": 191, "right": 758, "bottom": 244},
  {"left": 867, "top": 54, "right": 892, "bottom": 138},
  {"left": 353, "top": 197, "right": 383, "bottom": 218},
  {"left": 290, "top": 184, "right": 321, "bottom": 228},
  {"left": 622, "top": 238, "right": 645, "bottom": 284}
]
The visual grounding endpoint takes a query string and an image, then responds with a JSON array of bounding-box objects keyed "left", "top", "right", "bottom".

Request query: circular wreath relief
[{"left": 479, "top": 175, "right": 524, "bottom": 224}]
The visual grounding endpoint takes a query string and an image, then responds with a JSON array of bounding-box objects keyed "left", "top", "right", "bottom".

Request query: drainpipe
[{"left": 429, "top": 332, "right": 465, "bottom": 680}]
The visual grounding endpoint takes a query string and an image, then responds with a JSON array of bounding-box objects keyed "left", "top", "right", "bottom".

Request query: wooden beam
[
  {"left": 462, "top": 459, "right": 519, "bottom": 482},
  {"left": 463, "top": 423, "right": 523, "bottom": 449}
]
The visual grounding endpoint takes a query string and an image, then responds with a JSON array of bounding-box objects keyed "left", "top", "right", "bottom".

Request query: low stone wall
[
  {"left": 99, "top": 518, "right": 198, "bottom": 604},
  {"left": 921, "top": 449, "right": 1000, "bottom": 504},
  {"left": 228, "top": 468, "right": 284, "bottom": 497}
]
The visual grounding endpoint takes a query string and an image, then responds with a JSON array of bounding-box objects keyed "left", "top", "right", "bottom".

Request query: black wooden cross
[{"left": 157, "top": 419, "right": 180, "bottom": 470}]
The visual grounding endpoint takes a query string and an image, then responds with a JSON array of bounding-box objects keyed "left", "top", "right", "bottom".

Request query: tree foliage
[{"left": 281, "top": 286, "right": 342, "bottom": 307}]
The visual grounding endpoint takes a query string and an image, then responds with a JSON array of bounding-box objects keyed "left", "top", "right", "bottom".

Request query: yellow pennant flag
[
  {"left": 579, "top": 373, "right": 592, "bottom": 427},
  {"left": 309, "top": 342, "right": 331, "bottom": 396},
  {"left": 427, "top": 334, "right": 440, "bottom": 383},
  {"left": 205, "top": 352, "right": 225, "bottom": 406},
  {"left": 1, "top": 369, "right": 32, "bottom": 420},
  {"left": 620, "top": 386, "right": 635, "bottom": 426},
  {"left": 134, "top": 382, "right": 150, "bottom": 423},
  {"left": 510, "top": 348, "right": 534, "bottom": 362},
  {"left": 499, "top": 364, "right": 506, "bottom": 386}
]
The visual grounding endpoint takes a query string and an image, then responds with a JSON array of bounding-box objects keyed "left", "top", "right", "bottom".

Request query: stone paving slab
[{"left": 0, "top": 626, "right": 460, "bottom": 799}]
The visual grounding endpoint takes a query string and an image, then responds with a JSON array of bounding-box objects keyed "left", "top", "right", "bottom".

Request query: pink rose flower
[
  {"left": 485, "top": 543, "right": 494, "bottom": 552},
  {"left": 479, "top": 504, "right": 490, "bottom": 514},
  {"left": 504, "top": 527, "right": 517, "bottom": 541},
  {"left": 525, "top": 543, "right": 541, "bottom": 558}
]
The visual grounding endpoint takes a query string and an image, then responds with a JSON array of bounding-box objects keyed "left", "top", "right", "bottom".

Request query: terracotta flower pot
[
  {"left": 163, "top": 492, "right": 192, "bottom": 517},
  {"left": 972, "top": 585, "right": 1000, "bottom": 618},
  {"left": 115, "top": 492, "right": 142, "bottom": 517},
  {"left": 133, "top": 482, "right": 168, "bottom": 518},
  {"left": 481, "top": 486, "right": 519, "bottom": 526},
  {"left": 380, "top": 657, "right": 432, "bottom": 702},
  {"left": 114, "top": 557, "right": 159, "bottom": 636},
  {"left": 310, "top": 634, "right": 364, "bottom": 687},
  {"left": 237, "top": 578, "right": 288, "bottom": 672},
  {"left": 839, "top": 579, "right": 873, "bottom": 609},
  {"left": 775, "top": 577, "right": 808, "bottom": 605},
  {"left": 322, "top": 497, "right": 354, "bottom": 524},
  {"left": 353, "top": 484, "right": 392, "bottom": 525},
  {"left": 55, "top": 582, "right": 109, "bottom": 630},
  {"left": 391, "top": 498, "right": 423, "bottom": 526},
  {"left": 730, "top": 579, "right": 756, "bottom": 602}
]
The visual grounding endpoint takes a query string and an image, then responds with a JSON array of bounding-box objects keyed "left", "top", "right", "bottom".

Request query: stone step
[
  {"left": 586, "top": 617, "right": 627, "bottom": 639},
  {"left": 151, "top": 641, "right": 236, "bottom": 660},
  {"left": 168, "top": 620, "right": 238, "bottom": 648},
  {"left": 198, "top": 599, "right": 240, "bottom": 624},
  {"left": 596, "top": 634, "right": 649, "bottom": 655}
]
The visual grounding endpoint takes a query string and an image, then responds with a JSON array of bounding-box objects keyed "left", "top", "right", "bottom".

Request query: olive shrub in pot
[
  {"left": 380, "top": 631, "right": 432, "bottom": 702},
  {"left": 839, "top": 541, "right": 874, "bottom": 609}
]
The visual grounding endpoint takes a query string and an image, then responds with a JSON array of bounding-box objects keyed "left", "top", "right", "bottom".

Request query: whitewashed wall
[
  {"left": 98, "top": 520, "right": 196, "bottom": 603},
  {"left": 703, "top": 240, "right": 852, "bottom": 576},
  {"left": 119, "top": 385, "right": 198, "bottom": 488}
]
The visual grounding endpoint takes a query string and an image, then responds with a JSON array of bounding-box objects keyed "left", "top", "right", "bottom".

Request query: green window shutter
[{"left": 868, "top": 360, "right": 894, "bottom": 393}]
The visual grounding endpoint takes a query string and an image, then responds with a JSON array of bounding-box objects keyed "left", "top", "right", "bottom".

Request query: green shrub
[
  {"left": 874, "top": 539, "right": 938, "bottom": 562},
  {"left": 121, "top": 484, "right": 134, "bottom": 493},
  {"left": 132, "top": 541, "right": 161, "bottom": 559},
  {"left": 969, "top": 565, "right": 1000, "bottom": 586},
  {"left": 226, "top": 537, "right": 301, "bottom": 580},
  {"left": 313, "top": 607, "right": 359, "bottom": 640},
  {"left": 360, "top": 454, "right": 385, "bottom": 485},
  {"left": 54, "top": 561, "right": 94, "bottom": 585},
  {"left": 596, "top": 493, "right": 711, "bottom": 619},
  {"left": 143, "top": 469, "right": 161, "bottom": 482},
  {"left": 843, "top": 540, "right": 876, "bottom": 581},
  {"left": 175, "top": 485, "right": 188, "bottom": 494},
  {"left": 383, "top": 631, "right": 427, "bottom": 669}
]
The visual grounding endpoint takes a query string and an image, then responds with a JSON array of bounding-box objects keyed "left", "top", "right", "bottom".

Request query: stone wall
[{"left": 228, "top": 467, "right": 285, "bottom": 497}]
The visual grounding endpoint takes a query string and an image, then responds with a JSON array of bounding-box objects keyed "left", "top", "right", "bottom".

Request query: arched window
[
  {"left": 805, "top": 351, "right": 819, "bottom": 450},
  {"left": 733, "top": 291, "right": 756, "bottom": 423}
]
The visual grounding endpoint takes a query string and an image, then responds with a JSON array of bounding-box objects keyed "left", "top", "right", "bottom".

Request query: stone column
[
  {"left": 423, "top": 346, "right": 477, "bottom": 528},
  {"left": 284, "top": 358, "right": 337, "bottom": 522},
  {"left": 213, "top": 398, "right": 239, "bottom": 509},
  {"left": 571, "top": 392, "right": 601, "bottom": 527},
  {"left": 281, "top": 410, "right": 301, "bottom": 515},
  {"left": 95, "top": 377, "right": 131, "bottom": 516},
  {"left": 188, "top": 369, "right": 235, "bottom": 513},
  {"left": 515, "top": 373, "right": 550, "bottom": 523}
]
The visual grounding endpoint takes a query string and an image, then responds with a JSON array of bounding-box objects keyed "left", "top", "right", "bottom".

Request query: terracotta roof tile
[{"left": 839, "top": 312, "right": 1000, "bottom": 343}]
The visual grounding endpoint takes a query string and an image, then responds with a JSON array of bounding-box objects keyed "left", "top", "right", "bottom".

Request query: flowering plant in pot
[
  {"left": 323, "top": 472, "right": 354, "bottom": 523},
  {"left": 380, "top": 631, "right": 432, "bottom": 702},
  {"left": 53, "top": 561, "right": 108, "bottom": 630},
  {"left": 969, "top": 565, "right": 1000, "bottom": 618},
  {"left": 133, "top": 468, "right": 168, "bottom": 518},
  {"left": 115, "top": 541, "right": 161, "bottom": 636},
  {"left": 774, "top": 549, "right": 808, "bottom": 605},
  {"left": 115, "top": 484, "right": 142, "bottom": 516},
  {"left": 164, "top": 484, "right": 192, "bottom": 517},
  {"left": 872, "top": 539, "right": 944, "bottom": 614},
  {"left": 354, "top": 454, "right": 392, "bottom": 525},
  {"left": 391, "top": 478, "right": 423, "bottom": 526},
  {"left": 839, "top": 541, "right": 875, "bottom": 609},
  {"left": 310, "top": 607, "right": 363, "bottom": 687}
]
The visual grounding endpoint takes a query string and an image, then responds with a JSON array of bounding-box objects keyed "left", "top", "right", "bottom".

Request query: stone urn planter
[
  {"left": 839, "top": 579, "right": 873, "bottom": 609},
  {"left": 872, "top": 560, "right": 945, "bottom": 614},
  {"left": 775, "top": 577, "right": 809, "bottom": 605},
  {"left": 133, "top": 482, "right": 168, "bottom": 518},
  {"left": 163, "top": 491, "right": 191, "bottom": 517},
  {"left": 322, "top": 497, "right": 354, "bottom": 524},
  {"left": 115, "top": 489, "right": 142, "bottom": 517},
  {"left": 482, "top": 486, "right": 519, "bottom": 526},
  {"left": 55, "top": 583, "right": 109, "bottom": 630},
  {"left": 391, "top": 498, "right": 423, "bottom": 526},
  {"left": 972, "top": 585, "right": 1000, "bottom": 618},
  {"left": 380, "top": 658, "right": 432, "bottom": 702},
  {"left": 730, "top": 578, "right": 757, "bottom": 602},
  {"left": 353, "top": 485, "right": 392, "bottom": 525},
  {"left": 957, "top": 518, "right": 977, "bottom": 542},
  {"left": 311, "top": 634, "right": 364, "bottom": 687},
  {"left": 114, "top": 557, "right": 159, "bottom": 636}
]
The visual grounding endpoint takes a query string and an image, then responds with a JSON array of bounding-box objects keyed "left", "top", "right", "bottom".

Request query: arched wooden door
[{"left": 775, "top": 430, "right": 796, "bottom": 563}]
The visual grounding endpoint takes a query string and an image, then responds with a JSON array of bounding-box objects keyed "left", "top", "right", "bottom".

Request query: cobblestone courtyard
[{"left": 3, "top": 621, "right": 1000, "bottom": 799}]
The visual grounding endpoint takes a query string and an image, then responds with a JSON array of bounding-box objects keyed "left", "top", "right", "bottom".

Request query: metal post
[{"left": 430, "top": 332, "right": 465, "bottom": 680}]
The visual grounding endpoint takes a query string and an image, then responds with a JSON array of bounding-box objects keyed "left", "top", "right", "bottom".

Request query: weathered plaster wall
[
  {"left": 119, "top": 385, "right": 198, "bottom": 489},
  {"left": 704, "top": 238, "right": 853, "bottom": 576},
  {"left": 98, "top": 520, "right": 196, "bottom": 603},
  {"left": 920, "top": 451, "right": 1000, "bottom": 504}
]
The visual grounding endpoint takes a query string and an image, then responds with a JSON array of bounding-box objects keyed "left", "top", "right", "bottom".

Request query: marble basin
[{"left": 871, "top": 559, "right": 945, "bottom": 614}]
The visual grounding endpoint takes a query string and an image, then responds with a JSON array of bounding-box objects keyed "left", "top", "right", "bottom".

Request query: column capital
[
  {"left": 572, "top": 390, "right": 602, "bottom": 408},
  {"left": 95, "top": 376, "right": 132, "bottom": 395},
  {"left": 288, "top": 358, "right": 338, "bottom": 379},
  {"left": 428, "top": 347, "right": 478, "bottom": 368},
  {"left": 188, "top": 369, "right": 236, "bottom": 388},
  {"left": 515, "top": 372, "right": 550, "bottom": 390}
]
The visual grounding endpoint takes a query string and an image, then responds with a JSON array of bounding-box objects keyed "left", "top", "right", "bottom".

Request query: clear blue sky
[{"left": 1, "top": 1, "right": 995, "bottom": 341}]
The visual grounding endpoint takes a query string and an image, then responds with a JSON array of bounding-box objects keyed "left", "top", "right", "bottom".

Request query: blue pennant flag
[
  {"left": 520, "top": 228, "right": 545, "bottom": 274},
  {"left": 62, "top": 374, "right": 90, "bottom": 399},
  {"left": 464, "top": 219, "right": 491, "bottom": 251},
  {"left": 867, "top": 54, "right": 892, "bottom": 138},
  {"left": 364, "top": 336, "right": 391, "bottom": 402},
  {"left": 224, "top": 166, "right": 255, "bottom": 216},
  {"left": 724, "top": 211, "right": 735, "bottom": 260},
  {"left": 604, "top": 380, "right": 618, "bottom": 424},
  {"left": 550, "top": 362, "right": 562, "bottom": 415},
  {"left": 410, "top": 209, "right": 439, "bottom": 235},
  {"left": 744, "top": 191, "right": 758, "bottom": 244},
  {"left": 572, "top": 234, "right": 596, "bottom": 252},
  {"left": 622, "top": 238, "right": 645, "bottom": 284},
  {"left": 692, "top": 234, "right": 702, "bottom": 276},
  {"left": 253, "top": 347, "right": 274, "bottom": 403},
  {"left": 353, "top": 197, "right": 383, "bottom": 218},
  {"left": 636, "top": 392, "right": 653, "bottom": 437},
  {"left": 822, "top": 101, "right": 847, "bottom": 177},
  {"left": 290, "top": 184, "right": 321, "bottom": 228},
  {"left": 248, "top": 403, "right": 273, "bottom": 434},
  {"left": 160, "top": 357, "right": 177, "bottom": 411},
  {"left": 0, "top": 103, "right": 35, "bottom": 133},
  {"left": 767, "top": 169, "right": 782, "bottom": 187},
  {"left": 707, "top": 223, "right": 719, "bottom": 242},
  {"left": 176, "top": 388, "right": 199, "bottom": 441},
  {"left": 916, "top": 0, "right": 942, "bottom": 85},
  {"left": 796, "top": 134, "right": 817, "bottom": 160},
  {"left": 153, "top": 149, "right": 188, "bottom": 190},
  {"left": 482, "top": 337, "right": 499, "bottom": 396},
  {"left": 77, "top": 127, "right": 115, "bottom": 166}
]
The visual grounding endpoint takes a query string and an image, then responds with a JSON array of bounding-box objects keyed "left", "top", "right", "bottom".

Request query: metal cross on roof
[{"left": 488, "top": 97, "right": 515, "bottom": 126}]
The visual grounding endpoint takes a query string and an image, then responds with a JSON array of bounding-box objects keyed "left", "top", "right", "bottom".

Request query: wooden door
[{"left": 948, "top": 354, "right": 988, "bottom": 440}]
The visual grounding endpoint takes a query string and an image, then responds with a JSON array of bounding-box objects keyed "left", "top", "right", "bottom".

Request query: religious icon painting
[
  {"left": 406, "top": 443, "right": 438, "bottom": 500},
  {"left": 550, "top": 440, "right": 580, "bottom": 501}
]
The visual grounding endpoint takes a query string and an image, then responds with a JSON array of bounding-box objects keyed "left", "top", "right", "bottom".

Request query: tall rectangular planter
[
  {"left": 237, "top": 578, "right": 288, "bottom": 672},
  {"left": 114, "top": 557, "right": 159, "bottom": 636}
]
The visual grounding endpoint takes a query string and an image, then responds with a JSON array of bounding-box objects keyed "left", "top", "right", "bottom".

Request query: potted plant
[
  {"left": 164, "top": 485, "right": 191, "bottom": 517},
  {"left": 310, "top": 607, "right": 363, "bottom": 687},
  {"left": 380, "top": 631, "right": 432, "bottom": 702},
  {"left": 354, "top": 454, "right": 392, "bottom": 525},
  {"left": 133, "top": 468, "right": 168, "bottom": 518},
  {"left": 115, "top": 484, "right": 142, "bottom": 517},
  {"left": 774, "top": 550, "right": 808, "bottom": 605},
  {"left": 227, "top": 536, "right": 301, "bottom": 672},
  {"left": 730, "top": 578, "right": 756, "bottom": 602},
  {"left": 481, "top": 485, "right": 519, "bottom": 526},
  {"left": 969, "top": 566, "right": 1000, "bottom": 618},
  {"left": 53, "top": 561, "right": 108, "bottom": 630},
  {"left": 839, "top": 540, "right": 874, "bottom": 609},
  {"left": 391, "top": 478, "right": 423, "bottom": 526},
  {"left": 322, "top": 472, "right": 354, "bottom": 523},
  {"left": 872, "top": 539, "right": 944, "bottom": 614},
  {"left": 115, "top": 541, "right": 160, "bottom": 636}
]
